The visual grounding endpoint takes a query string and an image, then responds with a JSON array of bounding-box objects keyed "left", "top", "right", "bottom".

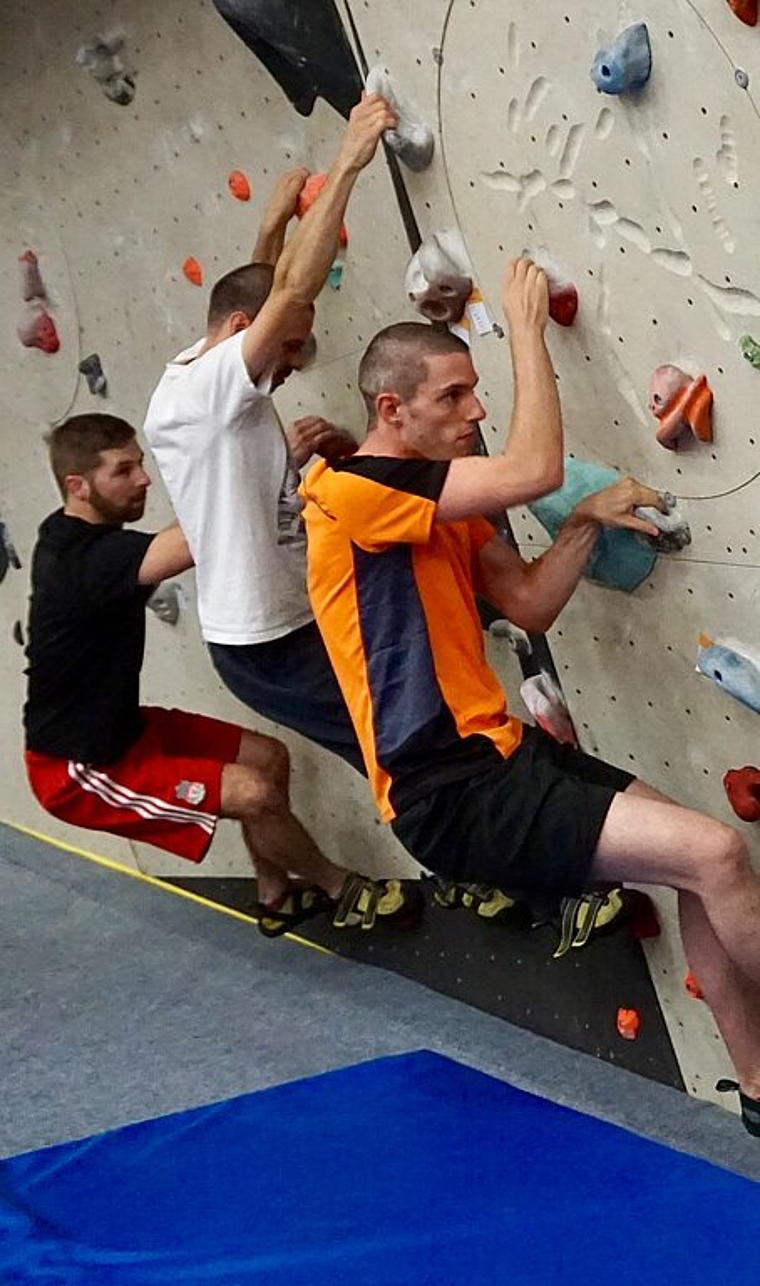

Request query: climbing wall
[{"left": 1, "top": 0, "right": 759, "bottom": 1106}]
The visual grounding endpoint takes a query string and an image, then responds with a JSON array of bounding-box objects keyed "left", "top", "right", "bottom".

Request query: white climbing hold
[{"left": 365, "top": 65, "right": 434, "bottom": 171}]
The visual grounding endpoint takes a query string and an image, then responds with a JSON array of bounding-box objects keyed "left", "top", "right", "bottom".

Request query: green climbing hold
[{"left": 739, "top": 334, "right": 760, "bottom": 370}]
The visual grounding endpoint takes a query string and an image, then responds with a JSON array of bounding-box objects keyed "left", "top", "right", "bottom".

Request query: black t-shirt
[{"left": 23, "top": 510, "right": 155, "bottom": 764}]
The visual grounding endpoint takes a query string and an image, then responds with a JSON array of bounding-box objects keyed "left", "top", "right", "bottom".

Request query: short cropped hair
[
  {"left": 47, "top": 413, "right": 135, "bottom": 495},
  {"left": 207, "top": 262, "right": 275, "bottom": 331},
  {"left": 358, "top": 322, "right": 470, "bottom": 421}
]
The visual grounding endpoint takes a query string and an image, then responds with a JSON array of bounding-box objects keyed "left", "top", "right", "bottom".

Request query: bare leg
[
  {"left": 222, "top": 730, "right": 347, "bottom": 901},
  {"left": 593, "top": 778, "right": 760, "bottom": 1095}
]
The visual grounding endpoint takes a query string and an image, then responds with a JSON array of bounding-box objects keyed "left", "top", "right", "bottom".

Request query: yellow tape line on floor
[{"left": 0, "top": 817, "right": 332, "bottom": 956}]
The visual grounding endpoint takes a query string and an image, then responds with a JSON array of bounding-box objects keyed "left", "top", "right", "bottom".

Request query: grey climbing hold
[
  {"left": 591, "top": 23, "right": 652, "bottom": 96},
  {"left": 365, "top": 65, "right": 435, "bottom": 171},
  {"left": 634, "top": 492, "right": 691, "bottom": 552},
  {"left": 735, "top": 68, "right": 750, "bottom": 90},
  {"left": 488, "top": 619, "right": 532, "bottom": 657},
  {"left": 405, "top": 231, "right": 472, "bottom": 323},
  {"left": 147, "top": 582, "right": 182, "bottom": 626},
  {"left": 76, "top": 30, "right": 136, "bottom": 105},
  {"left": 79, "top": 353, "right": 108, "bottom": 395}
]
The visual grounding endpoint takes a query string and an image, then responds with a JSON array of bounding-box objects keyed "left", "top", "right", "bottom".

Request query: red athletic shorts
[{"left": 25, "top": 706, "right": 243, "bottom": 863}]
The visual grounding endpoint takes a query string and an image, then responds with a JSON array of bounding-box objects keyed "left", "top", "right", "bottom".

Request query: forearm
[
  {"left": 272, "top": 163, "right": 357, "bottom": 304},
  {"left": 509, "top": 513, "right": 598, "bottom": 632},
  {"left": 503, "top": 331, "right": 563, "bottom": 485},
  {"left": 251, "top": 217, "right": 288, "bottom": 267}
]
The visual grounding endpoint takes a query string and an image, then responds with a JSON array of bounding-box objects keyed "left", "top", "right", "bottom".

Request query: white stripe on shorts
[{"left": 68, "top": 762, "right": 217, "bottom": 835}]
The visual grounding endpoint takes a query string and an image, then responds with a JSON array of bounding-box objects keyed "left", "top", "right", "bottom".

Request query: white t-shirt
[{"left": 143, "top": 331, "right": 314, "bottom": 645}]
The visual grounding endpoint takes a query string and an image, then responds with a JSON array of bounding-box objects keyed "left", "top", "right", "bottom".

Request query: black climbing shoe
[{"left": 716, "top": 1079, "right": 760, "bottom": 1137}]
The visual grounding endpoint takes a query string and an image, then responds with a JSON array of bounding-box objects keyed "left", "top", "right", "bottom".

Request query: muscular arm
[
  {"left": 137, "top": 523, "right": 194, "bottom": 586},
  {"left": 240, "top": 94, "right": 395, "bottom": 383},
  {"left": 250, "top": 168, "right": 310, "bottom": 267},
  {"left": 477, "top": 478, "right": 663, "bottom": 632},
  {"left": 437, "top": 259, "right": 563, "bottom": 522}
]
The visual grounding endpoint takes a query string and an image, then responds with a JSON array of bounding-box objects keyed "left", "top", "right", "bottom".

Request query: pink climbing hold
[
  {"left": 648, "top": 365, "right": 713, "bottom": 450},
  {"left": 17, "top": 302, "right": 60, "bottom": 354},
  {"left": 527, "top": 250, "right": 578, "bottom": 327},
  {"left": 19, "top": 249, "right": 46, "bottom": 301}
]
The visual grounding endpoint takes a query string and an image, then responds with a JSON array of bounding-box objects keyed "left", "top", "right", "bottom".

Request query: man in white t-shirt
[{"left": 144, "top": 94, "right": 423, "bottom": 934}]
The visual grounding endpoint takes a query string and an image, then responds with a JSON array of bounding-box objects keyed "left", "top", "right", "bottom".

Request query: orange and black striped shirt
[{"left": 301, "top": 456, "right": 524, "bottom": 822}]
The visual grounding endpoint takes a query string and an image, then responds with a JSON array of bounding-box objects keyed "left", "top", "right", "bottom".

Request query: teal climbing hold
[
  {"left": 739, "top": 335, "right": 760, "bottom": 370},
  {"left": 591, "top": 23, "right": 652, "bottom": 96}
]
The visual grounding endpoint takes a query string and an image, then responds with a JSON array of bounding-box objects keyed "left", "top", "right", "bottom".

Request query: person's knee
[
  {"left": 238, "top": 730, "right": 290, "bottom": 791},
  {"left": 697, "top": 822, "right": 750, "bottom": 894}
]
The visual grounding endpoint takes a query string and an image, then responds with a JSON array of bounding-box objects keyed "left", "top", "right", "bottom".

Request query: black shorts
[{"left": 391, "top": 725, "right": 634, "bottom": 900}]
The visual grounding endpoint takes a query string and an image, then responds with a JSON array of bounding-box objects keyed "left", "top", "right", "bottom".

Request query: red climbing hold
[
  {"left": 19, "top": 248, "right": 46, "bottom": 301},
  {"left": 616, "top": 1008, "right": 640, "bottom": 1041},
  {"left": 727, "top": 1, "right": 758, "bottom": 26},
  {"left": 684, "top": 972, "right": 705, "bottom": 1000},
  {"left": 723, "top": 766, "right": 760, "bottom": 822},
  {"left": 548, "top": 281, "right": 578, "bottom": 328},
  {"left": 17, "top": 302, "right": 60, "bottom": 354},
  {"left": 627, "top": 891, "right": 661, "bottom": 940},
  {"left": 182, "top": 256, "right": 203, "bottom": 287},
  {"left": 228, "top": 170, "right": 251, "bottom": 201},
  {"left": 297, "top": 173, "right": 348, "bottom": 246}
]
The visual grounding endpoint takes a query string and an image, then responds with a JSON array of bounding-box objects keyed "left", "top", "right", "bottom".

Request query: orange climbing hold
[
  {"left": 727, "top": 1, "right": 758, "bottom": 26},
  {"left": 296, "top": 173, "right": 348, "bottom": 246},
  {"left": 182, "top": 256, "right": 203, "bottom": 287},
  {"left": 723, "top": 766, "right": 760, "bottom": 822},
  {"left": 649, "top": 366, "right": 714, "bottom": 450},
  {"left": 616, "top": 1008, "right": 640, "bottom": 1041},
  {"left": 684, "top": 972, "right": 705, "bottom": 1000},
  {"left": 228, "top": 170, "right": 251, "bottom": 201}
]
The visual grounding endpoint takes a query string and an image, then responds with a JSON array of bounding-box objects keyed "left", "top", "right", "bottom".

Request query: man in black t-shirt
[{"left": 23, "top": 414, "right": 422, "bottom": 935}]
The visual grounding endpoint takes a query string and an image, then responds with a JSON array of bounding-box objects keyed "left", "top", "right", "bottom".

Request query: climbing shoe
[
  {"left": 430, "top": 876, "right": 527, "bottom": 924},
  {"left": 548, "top": 887, "right": 658, "bottom": 959},
  {"left": 331, "top": 873, "right": 424, "bottom": 931},
  {"left": 716, "top": 1079, "right": 760, "bottom": 1138}
]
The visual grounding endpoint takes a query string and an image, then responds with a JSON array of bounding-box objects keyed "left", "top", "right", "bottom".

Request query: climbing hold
[
  {"left": 723, "top": 766, "right": 760, "bottom": 822},
  {"left": 228, "top": 170, "right": 251, "bottom": 201},
  {"left": 739, "top": 334, "right": 760, "bottom": 370},
  {"left": 12, "top": 620, "right": 25, "bottom": 648},
  {"left": 528, "top": 250, "right": 578, "bottom": 327},
  {"left": 684, "top": 971, "right": 705, "bottom": 1000},
  {"left": 616, "top": 1007, "right": 641, "bottom": 1041},
  {"left": 735, "top": 68, "right": 750, "bottom": 90},
  {"left": 591, "top": 23, "right": 652, "bottom": 95},
  {"left": 488, "top": 619, "right": 532, "bottom": 656},
  {"left": 296, "top": 174, "right": 348, "bottom": 246},
  {"left": 648, "top": 365, "right": 713, "bottom": 449},
  {"left": 79, "top": 353, "right": 107, "bottom": 396},
  {"left": 405, "top": 232, "right": 472, "bottom": 324},
  {"left": 182, "top": 256, "right": 203, "bottom": 287},
  {"left": 147, "top": 583, "right": 181, "bottom": 626},
  {"left": 18, "top": 249, "right": 46, "bottom": 301},
  {"left": 529, "top": 457, "right": 657, "bottom": 592},
  {"left": 76, "top": 30, "right": 136, "bottom": 105},
  {"left": 633, "top": 492, "right": 691, "bottom": 553},
  {"left": 727, "top": 1, "right": 758, "bottom": 26},
  {"left": 627, "top": 893, "right": 661, "bottom": 940},
  {"left": 520, "top": 671, "right": 577, "bottom": 747},
  {"left": 696, "top": 635, "right": 760, "bottom": 715},
  {"left": 0, "top": 521, "right": 21, "bottom": 574},
  {"left": 17, "top": 302, "right": 60, "bottom": 354},
  {"left": 365, "top": 65, "right": 435, "bottom": 171}
]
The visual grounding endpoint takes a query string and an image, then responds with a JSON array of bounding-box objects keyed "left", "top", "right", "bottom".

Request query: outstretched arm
[
  {"left": 138, "top": 523, "right": 194, "bottom": 586},
  {"left": 476, "top": 478, "right": 663, "bottom": 632},
  {"left": 251, "top": 168, "right": 310, "bottom": 266},
  {"left": 240, "top": 93, "right": 395, "bottom": 383},
  {"left": 437, "top": 258, "right": 564, "bottom": 522}
]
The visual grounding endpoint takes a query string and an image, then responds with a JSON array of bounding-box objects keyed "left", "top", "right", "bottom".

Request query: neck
[{"left": 63, "top": 498, "right": 116, "bottom": 527}]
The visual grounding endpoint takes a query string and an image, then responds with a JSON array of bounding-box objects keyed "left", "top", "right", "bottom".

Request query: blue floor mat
[{"left": 0, "top": 1050, "right": 756, "bottom": 1284}]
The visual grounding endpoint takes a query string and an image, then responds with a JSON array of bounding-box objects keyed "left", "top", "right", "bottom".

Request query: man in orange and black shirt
[{"left": 301, "top": 258, "right": 760, "bottom": 1136}]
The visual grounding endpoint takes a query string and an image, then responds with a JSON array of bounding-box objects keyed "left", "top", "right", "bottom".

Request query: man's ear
[
  {"left": 376, "top": 392, "right": 402, "bottom": 426},
  {"left": 65, "top": 473, "right": 89, "bottom": 503},
  {"left": 228, "top": 310, "right": 253, "bottom": 335}
]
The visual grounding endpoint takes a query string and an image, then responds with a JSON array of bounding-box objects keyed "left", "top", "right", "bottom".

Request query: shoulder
[{"left": 333, "top": 456, "right": 450, "bottom": 500}]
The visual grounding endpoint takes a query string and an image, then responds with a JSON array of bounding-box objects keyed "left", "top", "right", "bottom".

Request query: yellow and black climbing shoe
[
  {"left": 716, "top": 1079, "right": 760, "bottom": 1138},
  {"left": 430, "top": 877, "right": 528, "bottom": 925},
  {"left": 551, "top": 887, "right": 658, "bottom": 959},
  {"left": 255, "top": 883, "right": 333, "bottom": 938},
  {"left": 331, "top": 873, "right": 424, "bottom": 931}
]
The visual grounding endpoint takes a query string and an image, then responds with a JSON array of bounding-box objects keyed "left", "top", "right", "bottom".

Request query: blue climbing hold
[
  {"left": 696, "top": 636, "right": 760, "bottom": 716},
  {"left": 591, "top": 23, "right": 652, "bottom": 96}
]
